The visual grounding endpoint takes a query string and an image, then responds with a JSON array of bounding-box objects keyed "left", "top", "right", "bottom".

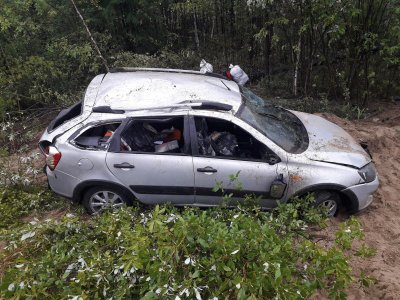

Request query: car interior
[
  {"left": 71, "top": 116, "right": 280, "bottom": 164},
  {"left": 120, "top": 117, "right": 186, "bottom": 154},
  {"left": 194, "top": 117, "right": 279, "bottom": 163},
  {"left": 73, "top": 122, "right": 121, "bottom": 150}
]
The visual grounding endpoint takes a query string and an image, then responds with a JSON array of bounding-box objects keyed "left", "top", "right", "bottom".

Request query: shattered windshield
[{"left": 238, "top": 88, "right": 309, "bottom": 154}]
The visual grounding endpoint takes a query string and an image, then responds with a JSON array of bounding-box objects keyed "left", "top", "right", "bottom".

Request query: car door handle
[
  {"left": 114, "top": 162, "right": 135, "bottom": 169},
  {"left": 197, "top": 166, "right": 217, "bottom": 173}
]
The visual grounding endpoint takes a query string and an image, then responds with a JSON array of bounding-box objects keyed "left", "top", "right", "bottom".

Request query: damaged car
[{"left": 39, "top": 68, "right": 379, "bottom": 216}]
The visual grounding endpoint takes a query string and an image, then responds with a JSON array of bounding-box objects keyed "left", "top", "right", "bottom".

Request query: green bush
[
  {"left": 0, "top": 187, "right": 67, "bottom": 229},
  {"left": 0, "top": 194, "right": 373, "bottom": 299}
]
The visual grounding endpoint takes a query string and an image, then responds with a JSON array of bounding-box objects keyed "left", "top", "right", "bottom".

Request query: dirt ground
[{"left": 318, "top": 103, "right": 400, "bottom": 299}]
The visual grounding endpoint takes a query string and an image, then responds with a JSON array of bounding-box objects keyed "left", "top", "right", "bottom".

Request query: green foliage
[
  {"left": 263, "top": 95, "right": 371, "bottom": 120},
  {"left": 0, "top": 191, "right": 374, "bottom": 299},
  {"left": 1, "top": 0, "right": 400, "bottom": 115},
  {"left": 0, "top": 187, "right": 66, "bottom": 229}
]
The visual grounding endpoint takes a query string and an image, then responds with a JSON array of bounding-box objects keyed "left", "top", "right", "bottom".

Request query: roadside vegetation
[{"left": 0, "top": 186, "right": 375, "bottom": 299}]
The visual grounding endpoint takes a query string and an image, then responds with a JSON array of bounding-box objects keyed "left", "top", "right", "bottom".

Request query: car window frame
[
  {"left": 189, "top": 112, "right": 281, "bottom": 163},
  {"left": 68, "top": 118, "right": 126, "bottom": 151},
  {"left": 108, "top": 114, "right": 191, "bottom": 156}
]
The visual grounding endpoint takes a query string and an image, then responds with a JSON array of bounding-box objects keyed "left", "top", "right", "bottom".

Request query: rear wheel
[
  {"left": 82, "top": 186, "right": 130, "bottom": 214},
  {"left": 314, "top": 190, "right": 341, "bottom": 217}
]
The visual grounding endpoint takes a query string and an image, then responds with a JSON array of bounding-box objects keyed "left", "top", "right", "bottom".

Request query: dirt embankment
[{"left": 318, "top": 103, "right": 400, "bottom": 299}]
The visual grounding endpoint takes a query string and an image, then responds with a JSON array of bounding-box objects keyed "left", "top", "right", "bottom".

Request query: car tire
[
  {"left": 314, "top": 190, "right": 341, "bottom": 217},
  {"left": 82, "top": 186, "right": 131, "bottom": 215}
]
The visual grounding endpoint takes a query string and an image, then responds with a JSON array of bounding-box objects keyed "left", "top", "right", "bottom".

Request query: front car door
[
  {"left": 105, "top": 113, "right": 195, "bottom": 205},
  {"left": 189, "top": 111, "right": 288, "bottom": 208}
]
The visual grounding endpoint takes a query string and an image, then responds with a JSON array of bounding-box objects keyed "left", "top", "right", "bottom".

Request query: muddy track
[{"left": 318, "top": 103, "right": 400, "bottom": 299}]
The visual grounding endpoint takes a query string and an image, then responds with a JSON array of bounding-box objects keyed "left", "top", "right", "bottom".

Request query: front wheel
[
  {"left": 314, "top": 190, "right": 341, "bottom": 217},
  {"left": 82, "top": 186, "right": 130, "bottom": 214}
]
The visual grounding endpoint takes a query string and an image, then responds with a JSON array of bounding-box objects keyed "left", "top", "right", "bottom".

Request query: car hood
[{"left": 291, "top": 111, "right": 371, "bottom": 168}]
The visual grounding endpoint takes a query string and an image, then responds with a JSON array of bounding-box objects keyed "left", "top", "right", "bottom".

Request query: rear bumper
[
  {"left": 46, "top": 167, "right": 81, "bottom": 199},
  {"left": 342, "top": 176, "right": 379, "bottom": 212}
]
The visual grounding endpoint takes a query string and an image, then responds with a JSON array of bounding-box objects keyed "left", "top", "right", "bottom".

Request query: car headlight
[{"left": 358, "top": 163, "right": 377, "bottom": 183}]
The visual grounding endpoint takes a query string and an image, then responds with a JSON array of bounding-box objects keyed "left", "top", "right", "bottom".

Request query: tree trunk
[
  {"left": 193, "top": 11, "right": 200, "bottom": 51},
  {"left": 264, "top": 24, "right": 273, "bottom": 80},
  {"left": 293, "top": 35, "right": 301, "bottom": 97}
]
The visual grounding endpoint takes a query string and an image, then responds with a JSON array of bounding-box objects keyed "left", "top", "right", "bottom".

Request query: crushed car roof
[{"left": 89, "top": 69, "right": 242, "bottom": 113}]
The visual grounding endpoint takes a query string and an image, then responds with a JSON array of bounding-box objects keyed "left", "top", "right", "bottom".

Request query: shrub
[{"left": 0, "top": 195, "right": 372, "bottom": 299}]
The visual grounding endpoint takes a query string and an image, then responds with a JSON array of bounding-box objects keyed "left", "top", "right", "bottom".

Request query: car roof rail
[
  {"left": 109, "top": 67, "right": 227, "bottom": 80},
  {"left": 92, "top": 106, "right": 126, "bottom": 114},
  {"left": 92, "top": 101, "right": 233, "bottom": 114}
]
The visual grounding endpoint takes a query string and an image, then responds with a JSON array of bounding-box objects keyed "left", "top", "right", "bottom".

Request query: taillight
[{"left": 45, "top": 146, "right": 62, "bottom": 171}]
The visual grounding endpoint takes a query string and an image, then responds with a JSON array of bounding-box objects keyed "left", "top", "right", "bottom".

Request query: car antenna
[{"left": 220, "top": 80, "right": 231, "bottom": 91}]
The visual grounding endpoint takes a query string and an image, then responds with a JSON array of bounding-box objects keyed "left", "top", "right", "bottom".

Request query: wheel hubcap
[
  {"left": 89, "top": 191, "right": 124, "bottom": 213},
  {"left": 321, "top": 199, "right": 338, "bottom": 217}
]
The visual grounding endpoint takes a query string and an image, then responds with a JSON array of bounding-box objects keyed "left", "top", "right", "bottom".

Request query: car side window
[
  {"left": 194, "top": 116, "right": 280, "bottom": 163},
  {"left": 71, "top": 122, "right": 121, "bottom": 150},
  {"left": 120, "top": 116, "right": 186, "bottom": 154}
]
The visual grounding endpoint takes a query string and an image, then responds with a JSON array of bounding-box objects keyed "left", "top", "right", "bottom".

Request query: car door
[
  {"left": 190, "top": 114, "right": 288, "bottom": 208},
  {"left": 105, "top": 114, "right": 195, "bottom": 205}
]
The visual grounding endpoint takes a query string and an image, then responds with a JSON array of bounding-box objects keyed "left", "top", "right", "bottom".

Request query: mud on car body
[{"left": 39, "top": 68, "right": 379, "bottom": 216}]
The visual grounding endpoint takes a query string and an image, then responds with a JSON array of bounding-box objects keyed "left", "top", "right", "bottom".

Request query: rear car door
[
  {"left": 105, "top": 114, "right": 195, "bottom": 205},
  {"left": 190, "top": 113, "right": 288, "bottom": 208}
]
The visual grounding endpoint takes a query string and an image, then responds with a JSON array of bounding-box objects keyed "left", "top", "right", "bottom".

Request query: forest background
[{"left": 1, "top": 0, "right": 400, "bottom": 115}]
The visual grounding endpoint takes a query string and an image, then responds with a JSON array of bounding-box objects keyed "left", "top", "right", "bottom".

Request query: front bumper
[{"left": 342, "top": 176, "right": 379, "bottom": 211}]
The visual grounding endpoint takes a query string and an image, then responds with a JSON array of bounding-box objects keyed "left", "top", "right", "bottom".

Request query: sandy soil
[{"left": 317, "top": 103, "right": 400, "bottom": 299}]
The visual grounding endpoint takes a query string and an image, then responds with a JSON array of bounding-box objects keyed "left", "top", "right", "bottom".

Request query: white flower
[
  {"left": 184, "top": 257, "right": 191, "bottom": 265},
  {"left": 263, "top": 262, "right": 269, "bottom": 271},
  {"left": 231, "top": 249, "right": 239, "bottom": 255},
  {"left": 15, "top": 264, "right": 24, "bottom": 269},
  {"left": 8, "top": 283, "right": 15, "bottom": 291},
  {"left": 175, "top": 296, "right": 181, "bottom": 300},
  {"left": 236, "top": 283, "right": 241, "bottom": 289},
  {"left": 146, "top": 276, "right": 151, "bottom": 282},
  {"left": 344, "top": 228, "right": 351, "bottom": 233},
  {"left": 117, "top": 231, "right": 121, "bottom": 237},
  {"left": 233, "top": 214, "right": 239, "bottom": 219},
  {"left": 155, "top": 288, "right": 162, "bottom": 294},
  {"left": 210, "top": 265, "right": 216, "bottom": 271},
  {"left": 21, "top": 231, "right": 35, "bottom": 241}
]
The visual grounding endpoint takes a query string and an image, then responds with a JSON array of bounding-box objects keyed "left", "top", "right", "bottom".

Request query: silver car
[{"left": 39, "top": 68, "right": 379, "bottom": 216}]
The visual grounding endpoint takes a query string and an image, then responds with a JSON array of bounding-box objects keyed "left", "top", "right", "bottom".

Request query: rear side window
[
  {"left": 48, "top": 101, "right": 82, "bottom": 132},
  {"left": 71, "top": 122, "right": 121, "bottom": 150},
  {"left": 119, "top": 117, "right": 187, "bottom": 154}
]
